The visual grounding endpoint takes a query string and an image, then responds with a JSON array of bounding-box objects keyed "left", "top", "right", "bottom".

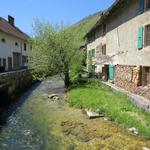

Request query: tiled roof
[{"left": 0, "top": 17, "right": 30, "bottom": 40}]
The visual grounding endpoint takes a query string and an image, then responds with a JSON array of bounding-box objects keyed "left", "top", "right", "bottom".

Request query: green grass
[{"left": 68, "top": 79, "right": 150, "bottom": 139}]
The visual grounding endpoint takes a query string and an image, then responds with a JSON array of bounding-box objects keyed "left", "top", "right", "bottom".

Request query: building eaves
[
  {"left": 0, "top": 17, "right": 30, "bottom": 40},
  {"left": 84, "top": 0, "right": 125, "bottom": 38}
]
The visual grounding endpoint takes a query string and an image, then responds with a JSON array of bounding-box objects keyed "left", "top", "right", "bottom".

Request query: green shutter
[
  {"left": 88, "top": 64, "right": 92, "bottom": 73},
  {"left": 138, "top": 27, "right": 144, "bottom": 49},
  {"left": 92, "top": 49, "right": 95, "bottom": 57},
  {"left": 139, "top": 0, "right": 144, "bottom": 14},
  {"left": 88, "top": 50, "right": 92, "bottom": 57},
  {"left": 109, "top": 65, "right": 114, "bottom": 80}
]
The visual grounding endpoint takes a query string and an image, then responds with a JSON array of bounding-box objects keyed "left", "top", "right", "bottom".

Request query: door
[
  {"left": 13, "top": 52, "right": 21, "bottom": 70},
  {"left": 109, "top": 65, "right": 114, "bottom": 80},
  {"left": 8, "top": 57, "right": 12, "bottom": 71}
]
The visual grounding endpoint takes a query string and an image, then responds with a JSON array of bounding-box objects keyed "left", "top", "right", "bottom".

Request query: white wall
[
  {"left": 106, "top": 0, "right": 150, "bottom": 66},
  {"left": 0, "top": 31, "right": 30, "bottom": 71}
]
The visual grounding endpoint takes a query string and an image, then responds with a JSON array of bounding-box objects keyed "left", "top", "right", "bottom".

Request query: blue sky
[{"left": 0, "top": 0, "right": 115, "bottom": 34}]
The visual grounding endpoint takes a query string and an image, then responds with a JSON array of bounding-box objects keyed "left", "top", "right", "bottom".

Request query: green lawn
[{"left": 68, "top": 79, "right": 150, "bottom": 139}]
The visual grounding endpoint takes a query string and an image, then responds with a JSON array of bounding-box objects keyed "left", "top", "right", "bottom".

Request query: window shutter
[
  {"left": 138, "top": 27, "right": 144, "bottom": 49},
  {"left": 88, "top": 65, "right": 92, "bottom": 73},
  {"left": 92, "top": 49, "right": 95, "bottom": 57},
  {"left": 109, "top": 65, "right": 114, "bottom": 80},
  {"left": 88, "top": 50, "right": 91, "bottom": 57},
  {"left": 139, "top": 0, "right": 144, "bottom": 13}
]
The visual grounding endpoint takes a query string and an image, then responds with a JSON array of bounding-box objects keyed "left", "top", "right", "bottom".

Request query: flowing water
[{"left": 0, "top": 77, "right": 150, "bottom": 150}]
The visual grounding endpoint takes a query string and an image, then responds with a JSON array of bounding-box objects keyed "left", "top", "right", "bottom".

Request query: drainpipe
[{"left": 20, "top": 41, "right": 23, "bottom": 69}]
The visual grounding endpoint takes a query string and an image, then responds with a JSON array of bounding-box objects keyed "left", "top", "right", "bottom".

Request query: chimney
[{"left": 8, "top": 15, "right": 15, "bottom": 26}]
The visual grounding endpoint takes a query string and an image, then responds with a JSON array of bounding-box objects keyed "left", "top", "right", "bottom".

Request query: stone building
[
  {"left": 0, "top": 15, "right": 30, "bottom": 72},
  {"left": 85, "top": 0, "right": 150, "bottom": 99}
]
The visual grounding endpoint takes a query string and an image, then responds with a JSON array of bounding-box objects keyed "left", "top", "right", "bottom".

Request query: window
[
  {"left": 102, "top": 24, "right": 106, "bottom": 35},
  {"left": 1, "top": 38, "right": 6, "bottom": 43},
  {"left": 15, "top": 42, "right": 18, "bottom": 46},
  {"left": 102, "top": 44, "right": 106, "bottom": 55},
  {"left": 30, "top": 45, "right": 32, "bottom": 50},
  {"left": 8, "top": 57, "right": 12, "bottom": 71},
  {"left": 22, "top": 56, "right": 28, "bottom": 66},
  {"left": 88, "top": 31, "right": 96, "bottom": 43},
  {"left": 142, "top": 67, "right": 150, "bottom": 86},
  {"left": 88, "top": 49, "right": 95, "bottom": 58},
  {"left": 92, "top": 49, "right": 95, "bottom": 57},
  {"left": 3, "top": 58, "right": 6, "bottom": 70},
  {"left": 145, "top": 25, "right": 150, "bottom": 47},
  {"left": 24, "top": 43, "right": 27, "bottom": 51},
  {"left": 145, "top": 0, "right": 150, "bottom": 10}
]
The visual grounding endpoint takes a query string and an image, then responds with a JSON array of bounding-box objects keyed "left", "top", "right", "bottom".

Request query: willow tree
[{"left": 29, "top": 19, "right": 83, "bottom": 87}]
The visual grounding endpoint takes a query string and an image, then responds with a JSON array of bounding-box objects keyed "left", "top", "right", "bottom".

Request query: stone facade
[
  {"left": 115, "top": 65, "right": 150, "bottom": 100},
  {"left": 86, "top": 0, "right": 150, "bottom": 100}
]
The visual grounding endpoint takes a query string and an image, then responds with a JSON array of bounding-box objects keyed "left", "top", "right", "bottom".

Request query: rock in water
[{"left": 48, "top": 94, "right": 58, "bottom": 99}]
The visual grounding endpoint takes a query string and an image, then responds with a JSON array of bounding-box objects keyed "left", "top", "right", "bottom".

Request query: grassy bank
[{"left": 68, "top": 79, "right": 150, "bottom": 139}]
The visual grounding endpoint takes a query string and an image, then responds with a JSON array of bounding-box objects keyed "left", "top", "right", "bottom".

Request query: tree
[{"left": 29, "top": 19, "right": 83, "bottom": 87}]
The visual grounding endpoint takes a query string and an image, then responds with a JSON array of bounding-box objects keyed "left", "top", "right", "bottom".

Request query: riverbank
[
  {"left": 0, "top": 77, "right": 150, "bottom": 150},
  {"left": 68, "top": 79, "right": 150, "bottom": 139}
]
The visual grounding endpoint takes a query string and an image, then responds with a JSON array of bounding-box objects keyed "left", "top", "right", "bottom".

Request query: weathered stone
[
  {"left": 142, "top": 147, "right": 150, "bottom": 150},
  {"left": 128, "top": 127, "right": 138, "bottom": 135},
  {"left": 115, "top": 65, "right": 150, "bottom": 100},
  {"left": 85, "top": 109, "right": 104, "bottom": 119},
  {"left": 48, "top": 94, "right": 58, "bottom": 99}
]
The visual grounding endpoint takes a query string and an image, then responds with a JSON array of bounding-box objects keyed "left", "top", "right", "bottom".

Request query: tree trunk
[{"left": 64, "top": 71, "right": 70, "bottom": 88}]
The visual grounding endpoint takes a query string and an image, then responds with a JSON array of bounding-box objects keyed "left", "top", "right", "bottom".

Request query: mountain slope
[{"left": 68, "top": 12, "right": 101, "bottom": 39}]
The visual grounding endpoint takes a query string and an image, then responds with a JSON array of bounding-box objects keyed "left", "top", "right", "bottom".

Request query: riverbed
[{"left": 0, "top": 77, "right": 150, "bottom": 150}]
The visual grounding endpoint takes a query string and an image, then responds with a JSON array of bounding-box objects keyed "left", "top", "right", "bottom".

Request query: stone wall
[
  {"left": 115, "top": 65, "right": 150, "bottom": 100},
  {"left": 0, "top": 69, "right": 33, "bottom": 99}
]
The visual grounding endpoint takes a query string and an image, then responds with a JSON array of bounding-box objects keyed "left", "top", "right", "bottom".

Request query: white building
[{"left": 0, "top": 15, "right": 30, "bottom": 72}]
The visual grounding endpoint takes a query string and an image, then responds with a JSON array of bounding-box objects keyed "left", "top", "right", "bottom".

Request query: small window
[
  {"left": 15, "top": 42, "right": 18, "bottom": 46},
  {"left": 30, "top": 45, "right": 32, "bottom": 50},
  {"left": 102, "top": 24, "right": 106, "bottom": 35},
  {"left": 1, "top": 38, "right": 6, "bottom": 43},
  {"left": 3, "top": 58, "right": 6, "bottom": 70},
  {"left": 88, "top": 49, "right": 95, "bottom": 58},
  {"left": 24, "top": 43, "right": 27, "bottom": 51},
  {"left": 145, "top": 0, "right": 150, "bottom": 10},
  {"left": 91, "top": 49, "right": 95, "bottom": 57},
  {"left": 145, "top": 25, "right": 150, "bottom": 47},
  {"left": 102, "top": 44, "right": 106, "bottom": 55}
]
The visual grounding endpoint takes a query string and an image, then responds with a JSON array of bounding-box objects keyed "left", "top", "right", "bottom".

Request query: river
[{"left": 0, "top": 76, "right": 150, "bottom": 150}]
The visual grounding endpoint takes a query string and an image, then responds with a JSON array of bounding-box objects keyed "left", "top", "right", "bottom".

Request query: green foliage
[
  {"left": 29, "top": 11, "right": 100, "bottom": 83},
  {"left": 68, "top": 79, "right": 150, "bottom": 138},
  {"left": 29, "top": 19, "right": 83, "bottom": 84}
]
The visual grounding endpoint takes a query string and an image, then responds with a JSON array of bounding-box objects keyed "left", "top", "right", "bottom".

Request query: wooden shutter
[
  {"left": 145, "top": 25, "right": 150, "bottom": 46},
  {"left": 138, "top": 27, "right": 143, "bottom": 49},
  {"left": 145, "top": 0, "right": 150, "bottom": 10},
  {"left": 139, "top": 0, "right": 144, "bottom": 13}
]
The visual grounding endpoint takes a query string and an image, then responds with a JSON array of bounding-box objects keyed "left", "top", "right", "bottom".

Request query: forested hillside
[{"left": 68, "top": 11, "right": 101, "bottom": 39}]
